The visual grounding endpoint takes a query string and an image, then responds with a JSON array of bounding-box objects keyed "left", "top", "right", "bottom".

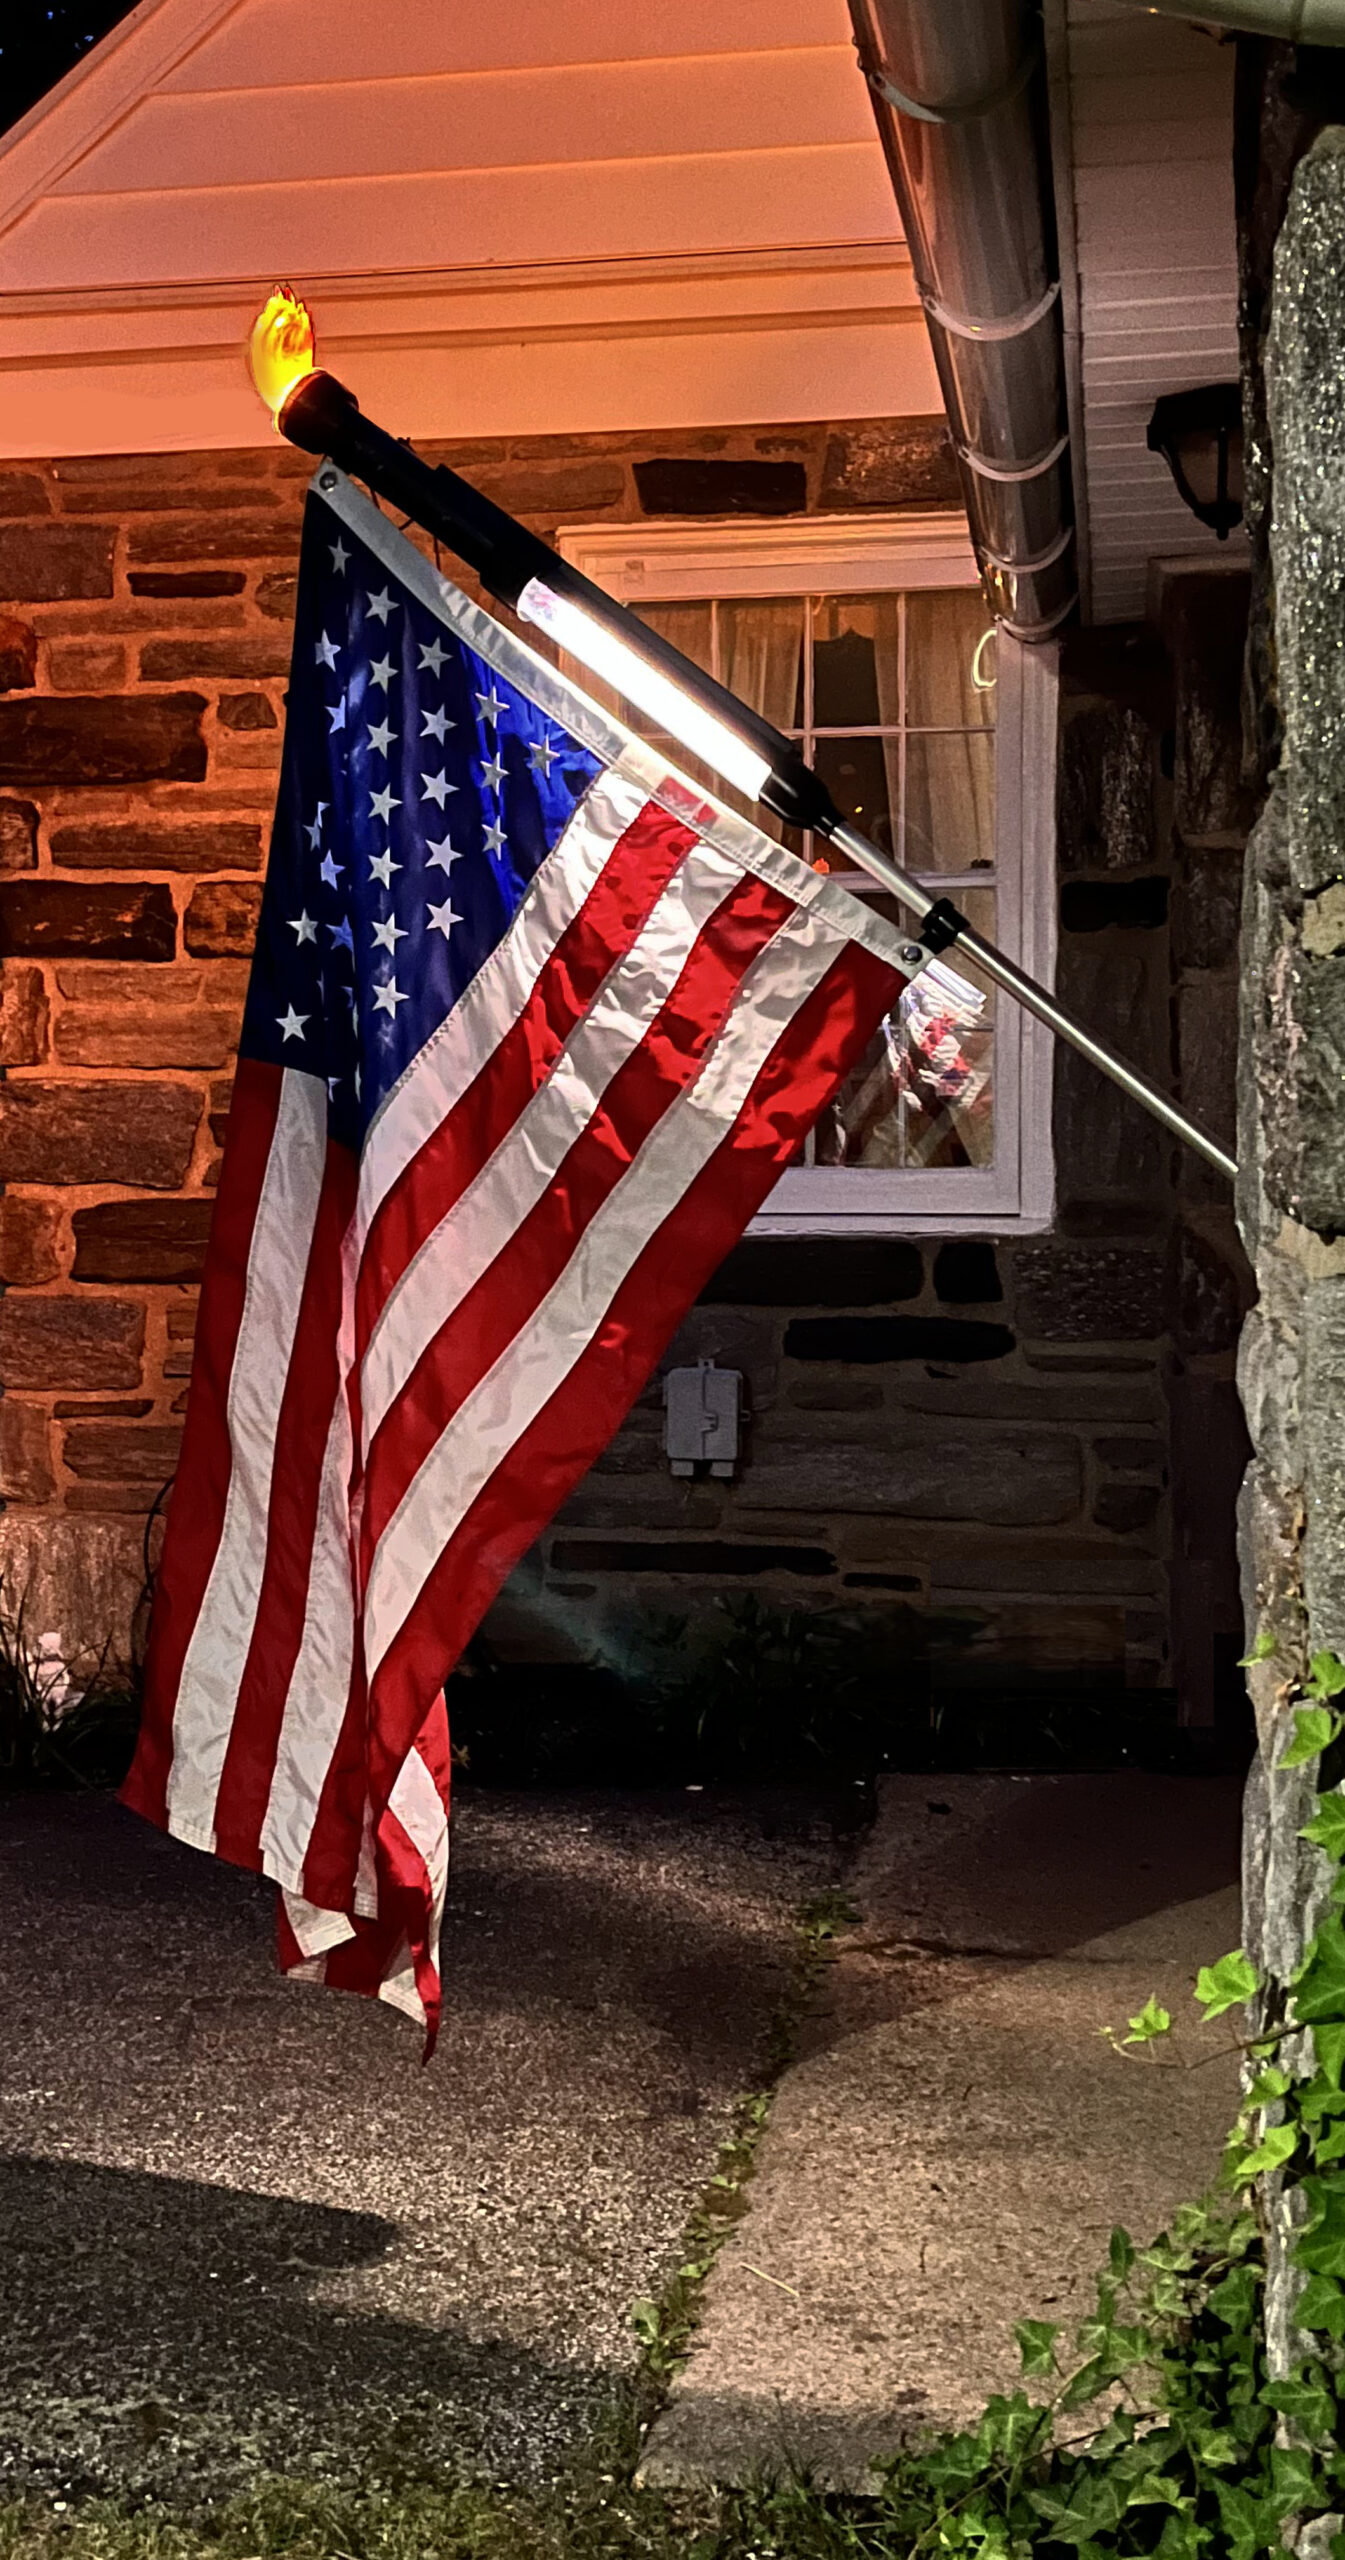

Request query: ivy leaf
[
  {"left": 1296, "top": 2272, "right": 1345, "bottom": 2337},
  {"left": 1282, "top": 1705, "right": 1344, "bottom": 1769},
  {"left": 1123, "top": 1995, "right": 1173, "bottom": 2045},
  {"left": 1302, "top": 1793, "right": 1345, "bottom": 1862},
  {"left": 1239, "top": 1629, "right": 1277, "bottom": 1666},
  {"left": 1263, "top": 2371, "right": 1336, "bottom": 2440},
  {"left": 1247, "top": 2066, "right": 1293, "bottom": 2105},
  {"left": 1237, "top": 2122, "right": 1299, "bottom": 2179},
  {"left": 1208, "top": 2263, "right": 1260, "bottom": 2327},
  {"left": 1305, "top": 1651, "right": 1345, "bottom": 1700},
  {"left": 1269, "top": 2444, "right": 1322, "bottom": 2515},
  {"left": 1014, "top": 2318, "right": 1059, "bottom": 2378},
  {"left": 1316, "top": 2022, "right": 1345, "bottom": 2089},
  {"left": 1196, "top": 1950, "right": 1260, "bottom": 2021},
  {"left": 1294, "top": 1917, "right": 1345, "bottom": 2025},
  {"left": 1298, "top": 2176, "right": 1345, "bottom": 2277},
  {"left": 1214, "top": 2481, "right": 1275, "bottom": 2560},
  {"left": 1108, "top": 2225, "right": 1135, "bottom": 2281}
]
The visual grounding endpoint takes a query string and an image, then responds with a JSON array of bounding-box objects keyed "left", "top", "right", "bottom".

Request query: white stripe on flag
[
  {"left": 357, "top": 762, "right": 652, "bottom": 1242},
  {"left": 363, "top": 908, "right": 844, "bottom": 1675},
  {"left": 166, "top": 1068, "right": 329, "bottom": 1848},
  {"left": 376, "top": 1752, "right": 451, "bottom": 2026},
  {"left": 359, "top": 841, "right": 742, "bottom": 1446}
]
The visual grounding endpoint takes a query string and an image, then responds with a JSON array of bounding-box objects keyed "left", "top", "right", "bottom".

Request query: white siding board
[{"left": 1063, "top": 0, "right": 1239, "bottom": 620}]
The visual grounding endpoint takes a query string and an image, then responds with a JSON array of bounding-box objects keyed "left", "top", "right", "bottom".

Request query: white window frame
[{"left": 559, "top": 513, "right": 1058, "bottom": 1238}]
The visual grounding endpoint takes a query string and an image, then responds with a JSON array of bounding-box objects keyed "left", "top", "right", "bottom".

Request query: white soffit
[
  {"left": 0, "top": 0, "right": 939, "bottom": 458},
  {"left": 1054, "top": 0, "right": 1248, "bottom": 624}
]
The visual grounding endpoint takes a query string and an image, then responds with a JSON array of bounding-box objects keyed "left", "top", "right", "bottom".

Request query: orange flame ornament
[{"left": 247, "top": 287, "right": 315, "bottom": 425}]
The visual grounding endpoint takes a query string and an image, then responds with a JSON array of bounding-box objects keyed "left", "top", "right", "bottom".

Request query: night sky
[{"left": 1, "top": 3, "right": 140, "bottom": 139}]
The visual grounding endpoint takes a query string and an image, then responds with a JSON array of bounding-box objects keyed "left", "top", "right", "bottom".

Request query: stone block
[
  {"left": 0, "top": 798, "right": 36, "bottom": 869},
  {"left": 184, "top": 879, "right": 263, "bottom": 956},
  {"left": 0, "top": 694, "right": 207, "bottom": 786},
  {"left": 49, "top": 818, "right": 264, "bottom": 872},
  {"left": 1014, "top": 1246, "right": 1166, "bottom": 1342},
  {"left": 127, "top": 516, "right": 301, "bottom": 566},
  {"left": 46, "top": 639, "right": 128, "bottom": 693},
  {"left": 0, "top": 964, "right": 48, "bottom": 1067},
  {"left": 1171, "top": 845, "right": 1243, "bottom": 973},
  {"left": 256, "top": 573, "right": 299, "bottom": 621},
  {"left": 0, "top": 614, "right": 36, "bottom": 693},
  {"left": 469, "top": 460, "right": 625, "bottom": 517},
  {"left": 72, "top": 1198, "right": 215, "bottom": 1282},
  {"left": 1173, "top": 1218, "right": 1251, "bottom": 1357},
  {"left": 740, "top": 1431, "right": 1082, "bottom": 1525},
  {"left": 933, "top": 1242, "right": 1002, "bottom": 1304},
  {"left": 0, "top": 524, "right": 113, "bottom": 602},
  {"left": 1175, "top": 973, "right": 1238, "bottom": 1164},
  {"left": 0, "top": 474, "right": 52, "bottom": 516},
  {"left": 0, "top": 1512, "right": 147, "bottom": 1663},
  {"left": 0, "top": 1295, "right": 144, "bottom": 1391},
  {"left": 550, "top": 1537, "right": 835, "bottom": 1577},
  {"left": 218, "top": 690, "right": 278, "bottom": 731},
  {"left": 660, "top": 1306, "right": 780, "bottom": 1400},
  {"left": 0, "top": 1081, "right": 200, "bottom": 1187},
  {"left": 55, "top": 1007, "right": 236, "bottom": 1069},
  {"left": 1093, "top": 1483, "right": 1162, "bottom": 1534},
  {"left": 1161, "top": 571, "right": 1256, "bottom": 846},
  {"left": 62, "top": 1420, "right": 183, "bottom": 1483},
  {"left": 128, "top": 570, "right": 246, "bottom": 599},
  {"left": 819, "top": 419, "right": 961, "bottom": 510},
  {"left": 0, "top": 880, "right": 177, "bottom": 960},
  {"left": 0, "top": 1401, "right": 53, "bottom": 1505},
  {"left": 0, "top": 1195, "right": 64, "bottom": 1285},
  {"left": 1057, "top": 700, "right": 1154, "bottom": 872},
  {"left": 140, "top": 636, "right": 291, "bottom": 681},
  {"left": 164, "top": 1301, "right": 198, "bottom": 1376},
  {"left": 1052, "top": 942, "right": 1166, "bottom": 1205},
  {"left": 701, "top": 1238, "right": 922, "bottom": 1307}
]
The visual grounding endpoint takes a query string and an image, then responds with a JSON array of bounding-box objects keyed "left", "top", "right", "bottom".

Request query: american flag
[{"left": 122, "top": 465, "right": 916, "bottom": 2045}]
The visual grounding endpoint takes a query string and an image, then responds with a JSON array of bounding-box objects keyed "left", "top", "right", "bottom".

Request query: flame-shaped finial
[{"left": 247, "top": 287, "right": 316, "bottom": 424}]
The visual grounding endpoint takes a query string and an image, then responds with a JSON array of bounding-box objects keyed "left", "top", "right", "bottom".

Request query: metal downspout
[{"left": 848, "top": 0, "right": 1076, "bottom": 642}]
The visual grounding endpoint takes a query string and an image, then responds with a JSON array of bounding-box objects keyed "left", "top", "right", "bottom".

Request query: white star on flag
[
  {"left": 369, "top": 656, "right": 397, "bottom": 693},
  {"left": 528, "top": 735, "right": 558, "bottom": 776},
  {"left": 425, "top": 835, "right": 461, "bottom": 875},
  {"left": 421, "top": 706, "right": 452, "bottom": 743},
  {"left": 315, "top": 632, "right": 339, "bottom": 670},
  {"left": 366, "top": 588, "right": 397, "bottom": 623},
  {"left": 369, "top": 785, "right": 401, "bottom": 824},
  {"left": 418, "top": 636, "right": 448, "bottom": 674},
  {"left": 304, "top": 806, "right": 327, "bottom": 849},
  {"left": 328, "top": 917, "right": 355, "bottom": 954},
  {"left": 319, "top": 852, "right": 342, "bottom": 890},
  {"left": 330, "top": 538, "right": 350, "bottom": 573},
  {"left": 475, "top": 686, "right": 506, "bottom": 724},
  {"left": 483, "top": 817, "right": 506, "bottom": 854},
  {"left": 369, "top": 846, "right": 401, "bottom": 888},
  {"left": 480, "top": 753, "right": 506, "bottom": 792},
  {"left": 289, "top": 911, "right": 318, "bottom": 944},
  {"left": 421, "top": 771, "right": 455, "bottom": 809},
  {"left": 372, "top": 975, "right": 408, "bottom": 1016},
  {"left": 326, "top": 698, "right": 347, "bottom": 733},
  {"left": 371, "top": 914, "right": 408, "bottom": 954},
  {"left": 426, "top": 897, "right": 461, "bottom": 939},
  {"left": 277, "top": 1004, "right": 308, "bottom": 1042},
  {"left": 367, "top": 717, "right": 395, "bottom": 757}
]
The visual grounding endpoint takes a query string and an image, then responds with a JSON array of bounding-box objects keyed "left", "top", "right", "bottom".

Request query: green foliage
[
  {"left": 1278, "top": 1703, "right": 1343, "bottom": 1768},
  {"left": 1195, "top": 1949, "right": 1260, "bottom": 2022},
  {"left": 0, "top": 1588, "right": 138, "bottom": 1792},
  {"left": 1123, "top": 1996, "right": 1172, "bottom": 2045}
]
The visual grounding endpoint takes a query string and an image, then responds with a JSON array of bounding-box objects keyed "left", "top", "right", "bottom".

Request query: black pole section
[{"left": 280, "top": 370, "right": 835, "bottom": 840}]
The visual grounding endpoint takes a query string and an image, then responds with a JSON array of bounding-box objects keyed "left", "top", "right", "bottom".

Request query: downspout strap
[
  {"left": 958, "top": 430, "right": 1070, "bottom": 485},
  {"left": 865, "top": 34, "right": 1042, "bottom": 127},
  {"left": 923, "top": 278, "right": 1060, "bottom": 342}
]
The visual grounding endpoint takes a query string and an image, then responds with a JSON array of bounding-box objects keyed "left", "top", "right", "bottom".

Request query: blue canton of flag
[{"left": 243, "top": 501, "right": 604, "bottom": 1147}]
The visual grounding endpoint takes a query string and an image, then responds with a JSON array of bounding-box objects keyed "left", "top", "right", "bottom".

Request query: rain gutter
[
  {"left": 1132, "top": 0, "right": 1345, "bottom": 34},
  {"left": 847, "top": 0, "right": 1077, "bottom": 642}
]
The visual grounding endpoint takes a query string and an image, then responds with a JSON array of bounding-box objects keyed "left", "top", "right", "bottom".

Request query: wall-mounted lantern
[{"left": 1146, "top": 384, "right": 1245, "bottom": 540}]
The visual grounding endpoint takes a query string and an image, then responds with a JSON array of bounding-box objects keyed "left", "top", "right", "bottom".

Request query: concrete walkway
[
  {"left": 642, "top": 1772, "right": 1245, "bottom": 2491},
  {"left": 0, "top": 1786, "right": 832, "bottom": 2502}
]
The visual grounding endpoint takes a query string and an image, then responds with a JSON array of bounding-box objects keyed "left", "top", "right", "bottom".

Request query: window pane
[
  {"left": 814, "top": 890, "right": 996, "bottom": 1170},
  {"left": 903, "top": 730, "right": 996, "bottom": 875},
  {"left": 812, "top": 595, "right": 900, "bottom": 729},
  {"left": 631, "top": 600, "right": 715, "bottom": 677},
  {"left": 717, "top": 598, "right": 805, "bottom": 731},
  {"left": 905, "top": 591, "right": 996, "bottom": 730},
  {"left": 811, "top": 734, "right": 897, "bottom": 857}
]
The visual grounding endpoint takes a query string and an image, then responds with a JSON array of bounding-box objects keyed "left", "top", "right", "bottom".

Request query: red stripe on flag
[
  {"left": 356, "top": 797, "right": 700, "bottom": 1350},
  {"left": 210, "top": 1138, "right": 358, "bottom": 1871},
  {"left": 358, "top": 870, "right": 794, "bottom": 1582},
  {"left": 366, "top": 938, "right": 902, "bottom": 1801},
  {"left": 121, "top": 1056, "right": 285, "bottom": 1830}
]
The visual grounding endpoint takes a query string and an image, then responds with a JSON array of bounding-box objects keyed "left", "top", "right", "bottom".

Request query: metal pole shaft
[{"left": 826, "top": 820, "right": 1237, "bottom": 1184}]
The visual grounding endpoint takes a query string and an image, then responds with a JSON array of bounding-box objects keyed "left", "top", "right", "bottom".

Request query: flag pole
[{"left": 269, "top": 363, "right": 1236, "bottom": 1187}]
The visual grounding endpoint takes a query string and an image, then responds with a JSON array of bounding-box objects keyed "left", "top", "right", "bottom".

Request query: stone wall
[{"left": 0, "top": 411, "right": 1245, "bottom": 1715}]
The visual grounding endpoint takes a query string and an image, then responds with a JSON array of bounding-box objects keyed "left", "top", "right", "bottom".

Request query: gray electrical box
[{"left": 663, "top": 1358, "right": 743, "bottom": 1479}]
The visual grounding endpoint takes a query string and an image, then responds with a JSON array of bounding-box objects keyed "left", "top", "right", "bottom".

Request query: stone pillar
[{"left": 1238, "top": 125, "right": 1345, "bottom": 2365}]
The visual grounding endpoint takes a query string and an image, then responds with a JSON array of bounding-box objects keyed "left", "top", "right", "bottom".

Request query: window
[{"left": 560, "top": 514, "right": 1057, "bottom": 1235}]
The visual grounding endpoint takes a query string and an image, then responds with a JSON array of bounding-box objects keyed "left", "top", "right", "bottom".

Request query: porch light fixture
[
  {"left": 1146, "top": 384, "right": 1245, "bottom": 540},
  {"left": 246, "top": 293, "right": 1237, "bottom": 1185}
]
